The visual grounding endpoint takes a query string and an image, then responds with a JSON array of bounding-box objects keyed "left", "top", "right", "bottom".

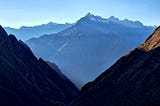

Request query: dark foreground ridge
[
  {"left": 0, "top": 25, "right": 79, "bottom": 106},
  {"left": 70, "top": 26, "right": 160, "bottom": 106}
]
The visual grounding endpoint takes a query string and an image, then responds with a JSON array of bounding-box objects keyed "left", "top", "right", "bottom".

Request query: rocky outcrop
[
  {"left": 0, "top": 25, "right": 79, "bottom": 106},
  {"left": 70, "top": 26, "right": 160, "bottom": 106}
]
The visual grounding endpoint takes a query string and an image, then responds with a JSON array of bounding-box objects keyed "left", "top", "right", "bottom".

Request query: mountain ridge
[
  {"left": 4, "top": 22, "right": 72, "bottom": 41},
  {"left": 70, "top": 26, "right": 160, "bottom": 106},
  {"left": 26, "top": 14, "right": 155, "bottom": 88},
  {"left": 76, "top": 13, "right": 147, "bottom": 28},
  {"left": 0, "top": 25, "right": 79, "bottom": 106}
]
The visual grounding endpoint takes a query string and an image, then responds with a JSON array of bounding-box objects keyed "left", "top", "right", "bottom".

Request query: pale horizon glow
[{"left": 0, "top": 0, "right": 159, "bottom": 28}]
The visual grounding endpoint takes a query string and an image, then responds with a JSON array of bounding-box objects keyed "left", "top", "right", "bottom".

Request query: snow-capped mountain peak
[
  {"left": 78, "top": 13, "right": 120, "bottom": 24},
  {"left": 107, "top": 16, "right": 119, "bottom": 22},
  {"left": 76, "top": 13, "right": 144, "bottom": 28},
  {"left": 85, "top": 12, "right": 95, "bottom": 17},
  {"left": 77, "top": 13, "right": 108, "bottom": 24},
  {"left": 84, "top": 12, "right": 101, "bottom": 22}
]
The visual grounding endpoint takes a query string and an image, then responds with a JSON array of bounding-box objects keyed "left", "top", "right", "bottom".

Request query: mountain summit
[
  {"left": 77, "top": 13, "right": 143, "bottom": 27},
  {"left": 0, "top": 25, "right": 8, "bottom": 39},
  {"left": 70, "top": 26, "right": 160, "bottom": 106},
  {"left": 85, "top": 12, "right": 95, "bottom": 17}
]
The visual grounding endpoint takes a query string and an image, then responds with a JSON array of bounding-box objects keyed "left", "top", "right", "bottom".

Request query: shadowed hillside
[
  {"left": 70, "top": 27, "right": 160, "bottom": 106},
  {"left": 0, "top": 25, "right": 78, "bottom": 106}
]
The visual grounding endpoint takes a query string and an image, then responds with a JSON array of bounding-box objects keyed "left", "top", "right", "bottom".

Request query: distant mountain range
[
  {"left": 0, "top": 25, "right": 78, "bottom": 106},
  {"left": 1, "top": 13, "right": 160, "bottom": 106},
  {"left": 70, "top": 26, "right": 160, "bottom": 106},
  {"left": 26, "top": 13, "right": 155, "bottom": 88},
  {"left": 4, "top": 22, "right": 72, "bottom": 41}
]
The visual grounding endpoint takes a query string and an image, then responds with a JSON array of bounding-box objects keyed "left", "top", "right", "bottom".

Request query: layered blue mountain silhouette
[
  {"left": 26, "top": 13, "right": 155, "bottom": 88},
  {"left": 5, "top": 22, "right": 72, "bottom": 41}
]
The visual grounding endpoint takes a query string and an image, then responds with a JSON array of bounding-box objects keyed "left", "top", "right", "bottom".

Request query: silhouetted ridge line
[{"left": 0, "top": 25, "right": 79, "bottom": 106}]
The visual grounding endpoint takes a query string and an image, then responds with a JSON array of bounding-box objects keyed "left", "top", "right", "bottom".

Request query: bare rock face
[
  {"left": 139, "top": 26, "right": 160, "bottom": 51},
  {"left": 70, "top": 26, "right": 160, "bottom": 106},
  {"left": 0, "top": 25, "right": 79, "bottom": 106}
]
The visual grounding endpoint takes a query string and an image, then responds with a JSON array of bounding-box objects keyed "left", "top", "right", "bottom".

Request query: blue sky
[{"left": 0, "top": 0, "right": 159, "bottom": 28}]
